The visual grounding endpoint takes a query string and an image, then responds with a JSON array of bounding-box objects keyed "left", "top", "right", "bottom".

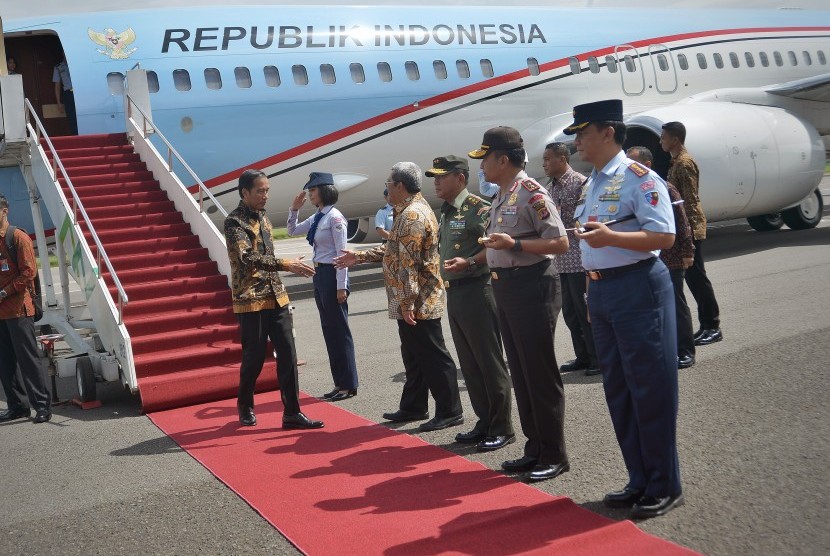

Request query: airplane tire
[
  {"left": 781, "top": 188, "right": 823, "bottom": 230},
  {"left": 746, "top": 213, "right": 783, "bottom": 231},
  {"left": 76, "top": 356, "right": 97, "bottom": 403}
]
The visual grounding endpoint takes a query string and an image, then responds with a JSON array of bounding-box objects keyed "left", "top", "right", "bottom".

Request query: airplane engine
[{"left": 622, "top": 103, "right": 825, "bottom": 230}]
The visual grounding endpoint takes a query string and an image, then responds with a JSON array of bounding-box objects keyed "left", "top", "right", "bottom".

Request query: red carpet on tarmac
[{"left": 149, "top": 391, "right": 698, "bottom": 556}]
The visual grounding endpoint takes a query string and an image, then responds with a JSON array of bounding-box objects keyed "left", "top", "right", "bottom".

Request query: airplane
[{"left": 1, "top": 2, "right": 829, "bottom": 241}]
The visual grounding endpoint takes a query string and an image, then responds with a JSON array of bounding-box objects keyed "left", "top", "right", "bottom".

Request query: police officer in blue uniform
[{"left": 566, "top": 100, "right": 684, "bottom": 518}]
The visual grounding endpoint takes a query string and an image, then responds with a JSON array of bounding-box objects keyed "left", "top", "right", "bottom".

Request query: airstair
[{"left": 1, "top": 70, "right": 277, "bottom": 412}]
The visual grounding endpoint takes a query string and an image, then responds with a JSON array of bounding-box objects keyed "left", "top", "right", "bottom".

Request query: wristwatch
[
  {"left": 511, "top": 238, "right": 523, "bottom": 252},
  {"left": 466, "top": 257, "right": 477, "bottom": 268}
]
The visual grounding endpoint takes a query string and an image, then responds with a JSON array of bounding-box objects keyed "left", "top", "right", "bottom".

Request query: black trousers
[
  {"left": 492, "top": 260, "right": 567, "bottom": 465},
  {"left": 237, "top": 306, "right": 300, "bottom": 415},
  {"left": 61, "top": 89, "right": 78, "bottom": 135},
  {"left": 313, "top": 265, "right": 358, "bottom": 390},
  {"left": 0, "top": 317, "right": 50, "bottom": 412},
  {"left": 397, "top": 318, "right": 462, "bottom": 419},
  {"left": 447, "top": 278, "right": 513, "bottom": 437},
  {"left": 685, "top": 239, "right": 721, "bottom": 329},
  {"left": 669, "top": 268, "right": 696, "bottom": 359},
  {"left": 559, "top": 272, "right": 598, "bottom": 367}
]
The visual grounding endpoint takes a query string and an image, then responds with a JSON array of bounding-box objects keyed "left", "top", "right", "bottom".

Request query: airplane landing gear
[{"left": 781, "top": 188, "right": 823, "bottom": 230}]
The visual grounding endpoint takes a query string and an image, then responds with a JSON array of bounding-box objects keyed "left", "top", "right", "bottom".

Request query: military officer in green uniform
[
  {"left": 433, "top": 155, "right": 515, "bottom": 452},
  {"left": 466, "top": 127, "right": 571, "bottom": 483}
]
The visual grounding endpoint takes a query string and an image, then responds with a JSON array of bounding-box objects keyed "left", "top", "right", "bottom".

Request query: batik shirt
[
  {"left": 660, "top": 183, "right": 695, "bottom": 270},
  {"left": 224, "top": 201, "right": 290, "bottom": 313},
  {"left": 548, "top": 166, "right": 587, "bottom": 274},
  {"left": 0, "top": 227, "right": 37, "bottom": 319},
  {"left": 667, "top": 148, "right": 707, "bottom": 240},
  {"left": 356, "top": 193, "right": 444, "bottom": 320}
]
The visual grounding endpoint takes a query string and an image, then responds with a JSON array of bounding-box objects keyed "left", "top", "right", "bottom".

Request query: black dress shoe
[
  {"left": 322, "top": 388, "right": 340, "bottom": 399},
  {"left": 282, "top": 412, "right": 324, "bottom": 429},
  {"left": 694, "top": 328, "right": 723, "bottom": 346},
  {"left": 477, "top": 434, "right": 515, "bottom": 452},
  {"left": 584, "top": 366, "right": 601, "bottom": 376},
  {"left": 0, "top": 407, "right": 31, "bottom": 421},
  {"left": 501, "top": 455, "right": 538, "bottom": 473},
  {"left": 678, "top": 354, "right": 695, "bottom": 369},
  {"left": 417, "top": 414, "right": 464, "bottom": 432},
  {"left": 382, "top": 409, "right": 429, "bottom": 422},
  {"left": 693, "top": 328, "right": 705, "bottom": 341},
  {"left": 559, "top": 359, "right": 589, "bottom": 373},
  {"left": 455, "top": 430, "right": 486, "bottom": 444},
  {"left": 521, "top": 462, "right": 570, "bottom": 482},
  {"left": 603, "top": 486, "right": 645, "bottom": 508},
  {"left": 33, "top": 409, "right": 52, "bottom": 424},
  {"left": 631, "top": 492, "right": 685, "bottom": 518},
  {"left": 238, "top": 406, "right": 256, "bottom": 427},
  {"left": 328, "top": 389, "right": 357, "bottom": 401}
]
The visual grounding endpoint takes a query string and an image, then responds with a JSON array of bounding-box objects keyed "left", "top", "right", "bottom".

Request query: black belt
[
  {"left": 490, "top": 259, "right": 550, "bottom": 280},
  {"left": 586, "top": 257, "right": 655, "bottom": 281},
  {"left": 314, "top": 262, "right": 333, "bottom": 267},
  {"left": 444, "top": 274, "right": 487, "bottom": 289}
]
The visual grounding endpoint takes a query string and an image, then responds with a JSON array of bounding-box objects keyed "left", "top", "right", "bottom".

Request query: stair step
[
  {"left": 72, "top": 180, "right": 161, "bottom": 195},
  {"left": 97, "top": 235, "right": 203, "bottom": 258},
  {"left": 75, "top": 190, "right": 169, "bottom": 207},
  {"left": 46, "top": 133, "right": 127, "bottom": 149},
  {"left": 114, "top": 274, "right": 229, "bottom": 302},
  {"left": 83, "top": 200, "right": 176, "bottom": 220},
  {"left": 110, "top": 247, "right": 209, "bottom": 271},
  {"left": 126, "top": 305, "right": 236, "bottom": 333},
  {"left": 87, "top": 222, "right": 192, "bottom": 244},
  {"left": 133, "top": 339, "right": 246, "bottom": 377},
  {"left": 61, "top": 153, "right": 142, "bottom": 168},
  {"left": 103, "top": 260, "right": 219, "bottom": 286},
  {"left": 65, "top": 162, "right": 149, "bottom": 177},
  {"left": 61, "top": 171, "right": 155, "bottom": 186},
  {"left": 123, "top": 290, "right": 232, "bottom": 318},
  {"left": 82, "top": 211, "right": 184, "bottom": 232},
  {"left": 49, "top": 145, "right": 134, "bottom": 158},
  {"left": 130, "top": 322, "right": 239, "bottom": 355}
]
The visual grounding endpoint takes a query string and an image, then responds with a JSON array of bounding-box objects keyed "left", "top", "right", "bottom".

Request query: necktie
[{"left": 306, "top": 211, "right": 324, "bottom": 246}]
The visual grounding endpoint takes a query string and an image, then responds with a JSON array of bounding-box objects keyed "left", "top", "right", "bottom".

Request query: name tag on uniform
[
  {"left": 501, "top": 206, "right": 518, "bottom": 216},
  {"left": 449, "top": 220, "right": 465, "bottom": 230}
]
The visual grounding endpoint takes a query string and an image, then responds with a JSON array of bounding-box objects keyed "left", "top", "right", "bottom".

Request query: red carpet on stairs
[
  {"left": 46, "top": 133, "right": 276, "bottom": 412},
  {"left": 149, "top": 391, "right": 699, "bottom": 556}
]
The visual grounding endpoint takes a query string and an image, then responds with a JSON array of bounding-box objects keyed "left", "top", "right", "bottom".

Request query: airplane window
[
  {"left": 457, "top": 60, "right": 471, "bottom": 79},
  {"left": 433, "top": 60, "right": 448, "bottom": 80},
  {"left": 235, "top": 67, "right": 252, "bottom": 89},
  {"left": 173, "top": 69, "right": 191, "bottom": 91},
  {"left": 677, "top": 54, "right": 688, "bottom": 70},
  {"left": 350, "top": 63, "right": 365, "bottom": 84},
  {"left": 773, "top": 51, "right": 783, "bottom": 66},
  {"left": 107, "top": 72, "right": 125, "bottom": 95},
  {"left": 729, "top": 52, "right": 739, "bottom": 68},
  {"left": 480, "top": 59, "right": 494, "bottom": 78},
  {"left": 745, "top": 53, "right": 755, "bottom": 68},
  {"left": 657, "top": 54, "right": 669, "bottom": 71},
  {"left": 588, "top": 57, "right": 600, "bottom": 74},
  {"left": 264, "top": 66, "right": 281, "bottom": 87},
  {"left": 802, "top": 51, "right": 812, "bottom": 66},
  {"left": 405, "top": 61, "right": 420, "bottom": 81},
  {"left": 321, "top": 64, "right": 336, "bottom": 84},
  {"left": 204, "top": 68, "right": 222, "bottom": 90},
  {"left": 568, "top": 57, "right": 582, "bottom": 75},
  {"left": 378, "top": 62, "right": 392, "bottom": 82},
  {"left": 713, "top": 53, "right": 724, "bottom": 69},
  {"left": 759, "top": 52, "right": 769, "bottom": 67},
  {"left": 527, "top": 57, "right": 540, "bottom": 76},
  {"left": 788, "top": 51, "right": 798, "bottom": 66},
  {"left": 696, "top": 53, "right": 707, "bottom": 69},
  {"left": 293, "top": 64, "right": 309, "bottom": 85},
  {"left": 819, "top": 51, "right": 827, "bottom": 65},
  {"left": 605, "top": 55, "right": 618, "bottom": 73},
  {"left": 146, "top": 71, "right": 160, "bottom": 93},
  {"left": 623, "top": 55, "right": 636, "bottom": 72}
]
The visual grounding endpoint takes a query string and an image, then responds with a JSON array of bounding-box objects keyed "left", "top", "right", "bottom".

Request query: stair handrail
[
  {"left": 125, "top": 94, "right": 228, "bottom": 218},
  {"left": 23, "top": 98, "right": 130, "bottom": 323}
]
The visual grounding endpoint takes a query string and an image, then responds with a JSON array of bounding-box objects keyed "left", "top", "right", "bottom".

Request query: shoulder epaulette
[
  {"left": 628, "top": 161, "right": 649, "bottom": 177},
  {"left": 521, "top": 179, "right": 540, "bottom": 192}
]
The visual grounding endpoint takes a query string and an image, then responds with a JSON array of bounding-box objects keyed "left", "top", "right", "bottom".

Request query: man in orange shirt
[{"left": 0, "top": 195, "right": 51, "bottom": 423}]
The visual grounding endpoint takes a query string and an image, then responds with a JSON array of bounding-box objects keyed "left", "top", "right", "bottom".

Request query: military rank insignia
[
  {"left": 628, "top": 162, "right": 649, "bottom": 177},
  {"left": 521, "top": 180, "right": 540, "bottom": 192}
]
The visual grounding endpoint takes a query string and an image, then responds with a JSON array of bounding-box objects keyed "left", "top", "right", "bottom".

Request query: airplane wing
[{"left": 766, "top": 73, "right": 830, "bottom": 102}]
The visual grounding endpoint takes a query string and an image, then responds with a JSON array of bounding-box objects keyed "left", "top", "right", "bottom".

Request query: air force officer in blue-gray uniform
[{"left": 566, "top": 100, "right": 683, "bottom": 519}]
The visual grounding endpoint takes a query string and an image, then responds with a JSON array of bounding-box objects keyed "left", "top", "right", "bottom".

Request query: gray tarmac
[{"left": 2, "top": 182, "right": 829, "bottom": 556}]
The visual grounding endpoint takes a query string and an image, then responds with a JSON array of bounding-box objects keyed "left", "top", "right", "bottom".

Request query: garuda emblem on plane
[{"left": 87, "top": 27, "right": 137, "bottom": 60}]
